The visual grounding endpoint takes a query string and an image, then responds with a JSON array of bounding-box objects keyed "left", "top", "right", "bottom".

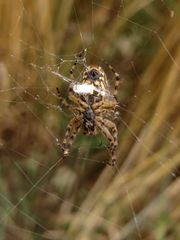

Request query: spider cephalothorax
[
  {"left": 57, "top": 50, "right": 122, "bottom": 165},
  {"left": 83, "top": 107, "right": 95, "bottom": 133}
]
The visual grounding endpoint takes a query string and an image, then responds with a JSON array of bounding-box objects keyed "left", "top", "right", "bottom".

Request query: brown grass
[{"left": 0, "top": 0, "right": 179, "bottom": 239}]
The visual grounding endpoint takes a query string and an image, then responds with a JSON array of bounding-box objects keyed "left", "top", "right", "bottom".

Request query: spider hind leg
[
  {"left": 105, "top": 62, "right": 123, "bottom": 98},
  {"left": 69, "top": 49, "right": 87, "bottom": 78}
]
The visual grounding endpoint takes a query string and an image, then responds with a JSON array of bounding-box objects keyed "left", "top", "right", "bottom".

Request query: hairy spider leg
[
  {"left": 56, "top": 87, "right": 86, "bottom": 117},
  {"left": 68, "top": 49, "right": 89, "bottom": 111},
  {"left": 104, "top": 62, "right": 123, "bottom": 98},
  {"left": 69, "top": 49, "right": 87, "bottom": 79},
  {"left": 93, "top": 99, "right": 117, "bottom": 112},
  {"left": 96, "top": 116, "right": 118, "bottom": 166},
  {"left": 56, "top": 87, "right": 72, "bottom": 110},
  {"left": 62, "top": 117, "right": 82, "bottom": 157},
  {"left": 68, "top": 86, "right": 88, "bottom": 110}
]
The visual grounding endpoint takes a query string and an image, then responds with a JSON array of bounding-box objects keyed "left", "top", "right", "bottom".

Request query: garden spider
[{"left": 57, "top": 49, "right": 122, "bottom": 165}]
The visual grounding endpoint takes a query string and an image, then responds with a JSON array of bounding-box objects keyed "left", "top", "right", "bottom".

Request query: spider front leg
[
  {"left": 62, "top": 117, "right": 82, "bottom": 158},
  {"left": 96, "top": 117, "right": 118, "bottom": 166}
]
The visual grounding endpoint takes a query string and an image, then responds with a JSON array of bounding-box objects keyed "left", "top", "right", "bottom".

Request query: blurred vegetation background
[{"left": 0, "top": 0, "right": 180, "bottom": 239}]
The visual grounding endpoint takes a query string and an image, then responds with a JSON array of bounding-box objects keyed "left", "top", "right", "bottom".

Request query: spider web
[{"left": 0, "top": 0, "right": 179, "bottom": 239}]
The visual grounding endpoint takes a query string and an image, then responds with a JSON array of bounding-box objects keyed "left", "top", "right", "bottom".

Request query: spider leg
[
  {"left": 70, "top": 49, "right": 87, "bottom": 78},
  {"left": 62, "top": 117, "right": 82, "bottom": 158},
  {"left": 96, "top": 117, "right": 118, "bottom": 166},
  {"left": 93, "top": 100, "right": 117, "bottom": 113},
  {"left": 68, "top": 49, "right": 88, "bottom": 110},
  {"left": 56, "top": 87, "right": 72, "bottom": 111},
  {"left": 56, "top": 87, "right": 86, "bottom": 115},
  {"left": 68, "top": 85, "right": 88, "bottom": 111},
  {"left": 105, "top": 62, "right": 123, "bottom": 98}
]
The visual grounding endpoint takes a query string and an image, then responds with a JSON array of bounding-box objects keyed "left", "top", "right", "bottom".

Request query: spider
[{"left": 57, "top": 49, "right": 122, "bottom": 165}]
